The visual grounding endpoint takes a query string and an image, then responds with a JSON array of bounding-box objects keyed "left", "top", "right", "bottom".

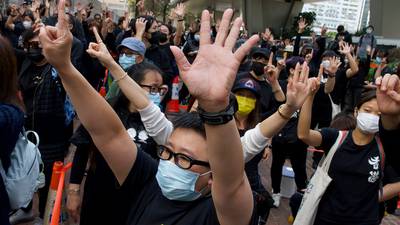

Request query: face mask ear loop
[{"left": 198, "top": 171, "right": 212, "bottom": 197}]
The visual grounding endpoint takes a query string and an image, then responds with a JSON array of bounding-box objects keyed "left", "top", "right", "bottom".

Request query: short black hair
[
  {"left": 285, "top": 56, "right": 304, "bottom": 74},
  {"left": 322, "top": 50, "right": 338, "bottom": 59},
  {"left": 337, "top": 25, "right": 345, "bottom": 33},
  {"left": 367, "top": 25, "right": 374, "bottom": 31},
  {"left": 172, "top": 112, "right": 206, "bottom": 138},
  {"left": 356, "top": 89, "right": 376, "bottom": 109},
  {"left": 22, "top": 28, "right": 39, "bottom": 44},
  {"left": 330, "top": 112, "right": 356, "bottom": 130}
]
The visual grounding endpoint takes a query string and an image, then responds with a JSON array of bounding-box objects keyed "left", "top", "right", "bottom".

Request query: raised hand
[
  {"left": 265, "top": 52, "right": 278, "bottom": 84},
  {"left": 174, "top": 3, "right": 186, "bottom": 18},
  {"left": 376, "top": 74, "right": 400, "bottom": 115},
  {"left": 339, "top": 42, "right": 352, "bottom": 55},
  {"left": 86, "top": 27, "right": 114, "bottom": 67},
  {"left": 38, "top": 0, "right": 73, "bottom": 70},
  {"left": 298, "top": 17, "right": 308, "bottom": 33},
  {"left": 170, "top": 9, "right": 259, "bottom": 112},
  {"left": 286, "top": 62, "right": 313, "bottom": 110},
  {"left": 136, "top": 0, "right": 145, "bottom": 15},
  {"left": 135, "top": 17, "right": 147, "bottom": 40},
  {"left": 321, "top": 24, "right": 328, "bottom": 36},
  {"left": 325, "top": 56, "right": 341, "bottom": 76}
]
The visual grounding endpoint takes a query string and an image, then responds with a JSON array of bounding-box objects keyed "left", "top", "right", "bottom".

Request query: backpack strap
[
  {"left": 338, "top": 130, "right": 349, "bottom": 146},
  {"left": 375, "top": 135, "right": 385, "bottom": 171},
  {"left": 375, "top": 135, "right": 385, "bottom": 199}
]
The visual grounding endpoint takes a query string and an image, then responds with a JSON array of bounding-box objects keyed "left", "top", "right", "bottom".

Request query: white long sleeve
[
  {"left": 138, "top": 103, "right": 173, "bottom": 145},
  {"left": 241, "top": 124, "right": 270, "bottom": 163}
]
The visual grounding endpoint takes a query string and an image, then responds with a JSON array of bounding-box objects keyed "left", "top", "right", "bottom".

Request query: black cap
[
  {"left": 251, "top": 47, "right": 270, "bottom": 60},
  {"left": 232, "top": 78, "right": 261, "bottom": 97}
]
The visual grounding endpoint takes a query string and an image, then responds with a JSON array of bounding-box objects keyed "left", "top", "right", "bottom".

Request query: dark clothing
[
  {"left": 270, "top": 80, "right": 308, "bottom": 192},
  {"left": 182, "top": 33, "right": 199, "bottom": 64},
  {"left": 145, "top": 45, "right": 175, "bottom": 87},
  {"left": 71, "top": 37, "right": 84, "bottom": 73},
  {"left": 330, "top": 67, "right": 348, "bottom": 106},
  {"left": 314, "top": 128, "right": 390, "bottom": 225},
  {"left": 19, "top": 61, "right": 72, "bottom": 216},
  {"left": 311, "top": 82, "right": 332, "bottom": 126},
  {"left": 122, "top": 150, "right": 258, "bottom": 225},
  {"left": 69, "top": 106, "right": 158, "bottom": 225},
  {"left": 271, "top": 139, "right": 308, "bottom": 193},
  {"left": 344, "top": 56, "right": 371, "bottom": 111},
  {"left": 0, "top": 104, "right": 24, "bottom": 225},
  {"left": 379, "top": 121, "right": 400, "bottom": 176},
  {"left": 159, "top": 43, "right": 179, "bottom": 76},
  {"left": 2, "top": 18, "right": 24, "bottom": 48}
]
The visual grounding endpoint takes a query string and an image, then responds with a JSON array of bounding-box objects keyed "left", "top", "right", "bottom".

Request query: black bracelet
[{"left": 197, "top": 94, "right": 238, "bottom": 126}]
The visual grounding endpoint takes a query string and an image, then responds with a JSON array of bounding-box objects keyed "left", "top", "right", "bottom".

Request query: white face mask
[
  {"left": 357, "top": 112, "right": 379, "bottom": 134},
  {"left": 23, "top": 21, "right": 32, "bottom": 29},
  {"left": 366, "top": 28, "right": 373, "bottom": 34},
  {"left": 322, "top": 60, "right": 330, "bottom": 69}
]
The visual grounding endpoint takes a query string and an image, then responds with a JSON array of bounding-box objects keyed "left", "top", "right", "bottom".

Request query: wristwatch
[{"left": 197, "top": 94, "right": 238, "bottom": 126}]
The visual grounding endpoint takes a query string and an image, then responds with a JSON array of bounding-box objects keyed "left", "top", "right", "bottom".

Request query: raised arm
[
  {"left": 86, "top": 29, "right": 173, "bottom": 145},
  {"left": 339, "top": 42, "right": 359, "bottom": 78},
  {"left": 173, "top": 3, "right": 186, "bottom": 46},
  {"left": 293, "top": 18, "right": 307, "bottom": 56},
  {"left": 171, "top": 9, "right": 257, "bottom": 225},
  {"left": 324, "top": 57, "right": 341, "bottom": 94},
  {"left": 265, "top": 52, "right": 285, "bottom": 102},
  {"left": 243, "top": 62, "right": 317, "bottom": 161},
  {"left": 38, "top": 0, "right": 137, "bottom": 185},
  {"left": 297, "top": 71, "right": 323, "bottom": 147}
]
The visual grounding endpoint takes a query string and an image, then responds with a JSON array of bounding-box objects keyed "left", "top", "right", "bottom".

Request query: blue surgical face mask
[
  {"left": 119, "top": 54, "right": 136, "bottom": 70},
  {"left": 375, "top": 57, "right": 382, "bottom": 64},
  {"left": 156, "top": 160, "right": 211, "bottom": 201},
  {"left": 147, "top": 92, "right": 161, "bottom": 108}
]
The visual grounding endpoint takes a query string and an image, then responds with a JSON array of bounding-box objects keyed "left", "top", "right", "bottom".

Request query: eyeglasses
[
  {"left": 157, "top": 145, "right": 210, "bottom": 170},
  {"left": 140, "top": 84, "right": 168, "bottom": 96},
  {"left": 120, "top": 49, "right": 139, "bottom": 57}
]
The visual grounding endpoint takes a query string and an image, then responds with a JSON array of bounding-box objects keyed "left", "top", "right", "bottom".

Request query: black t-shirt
[
  {"left": 330, "top": 67, "right": 348, "bottom": 105},
  {"left": 315, "top": 128, "right": 384, "bottom": 225},
  {"left": 122, "top": 151, "right": 258, "bottom": 225},
  {"left": 236, "top": 72, "right": 276, "bottom": 119}
]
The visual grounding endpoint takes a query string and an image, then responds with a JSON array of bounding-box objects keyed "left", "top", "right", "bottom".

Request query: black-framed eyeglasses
[
  {"left": 157, "top": 145, "right": 210, "bottom": 170},
  {"left": 140, "top": 84, "right": 168, "bottom": 96}
]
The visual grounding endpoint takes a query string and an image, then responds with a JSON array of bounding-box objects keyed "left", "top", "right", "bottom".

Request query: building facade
[{"left": 302, "top": 0, "right": 367, "bottom": 33}]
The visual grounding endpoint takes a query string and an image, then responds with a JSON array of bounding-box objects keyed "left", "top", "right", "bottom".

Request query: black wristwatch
[{"left": 197, "top": 94, "right": 238, "bottom": 126}]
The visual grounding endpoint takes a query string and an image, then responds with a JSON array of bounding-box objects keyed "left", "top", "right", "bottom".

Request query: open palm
[
  {"left": 286, "top": 62, "right": 313, "bottom": 110},
  {"left": 171, "top": 9, "right": 259, "bottom": 112}
]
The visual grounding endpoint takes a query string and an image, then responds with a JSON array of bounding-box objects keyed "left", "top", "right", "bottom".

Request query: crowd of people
[{"left": 1, "top": 0, "right": 400, "bottom": 225}]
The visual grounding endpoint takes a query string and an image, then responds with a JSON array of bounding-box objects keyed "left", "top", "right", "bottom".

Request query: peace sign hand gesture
[{"left": 170, "top": 9, "right": 259, "bottom": 112}]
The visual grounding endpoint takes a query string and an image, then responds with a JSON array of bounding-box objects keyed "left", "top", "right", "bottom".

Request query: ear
[
  {"left": 354, "top": 107, "right": 358, "bottom": 118},
  {"left": 289, "top": 68, "right": 295, "bottom": 75}
]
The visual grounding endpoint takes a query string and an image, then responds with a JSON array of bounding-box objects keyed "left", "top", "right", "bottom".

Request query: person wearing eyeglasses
[
  {"left": 46, "top": 3, "right": 315, "bottom": 224},
  {"left": 67, "top": 62, "right": 168, "bottom": 225}
]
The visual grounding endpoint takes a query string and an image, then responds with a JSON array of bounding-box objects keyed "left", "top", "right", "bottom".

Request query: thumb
[
  {"left": 86, "top": 48, "right": 101, "bottom": 58},
  {"left": 38, "top": 26, "right": 52, "bottom": 47},
  {"left": 170, "top": 46, "right": 191, "bottom": 74},
  {"left": 318, "top": 64, "right": 323, "bottom": 81}
]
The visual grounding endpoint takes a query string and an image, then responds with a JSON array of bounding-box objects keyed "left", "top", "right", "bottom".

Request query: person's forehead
[
  {"left": 361, "top": 98, "right": 378, "bottom": 109},
  {"left": 167, "top": 128, "right": 207, "bottom": 160},
  {"left": 141, "top": 70, "right": 163, "bottom": 84},
  {"left": 160, "top": 25, "right": 169, "bottom": 32}
]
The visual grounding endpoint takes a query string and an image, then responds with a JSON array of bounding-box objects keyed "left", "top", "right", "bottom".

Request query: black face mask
[
  {"left": 159, "top": 33, "right": 168, "bottom": 43},
  {"left": 148, "top": 31, "right": 161, "bottom": 45},
  {"left": 251, "top": 62, "right": 265, "bottom": 76},
  {"left": 27, "top": 48, "right": 45, "bottom": 63}
]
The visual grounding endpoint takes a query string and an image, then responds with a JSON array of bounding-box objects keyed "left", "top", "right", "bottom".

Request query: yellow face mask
[{"left": 236, "top": 95, "right": 256, "bottom": 116}]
